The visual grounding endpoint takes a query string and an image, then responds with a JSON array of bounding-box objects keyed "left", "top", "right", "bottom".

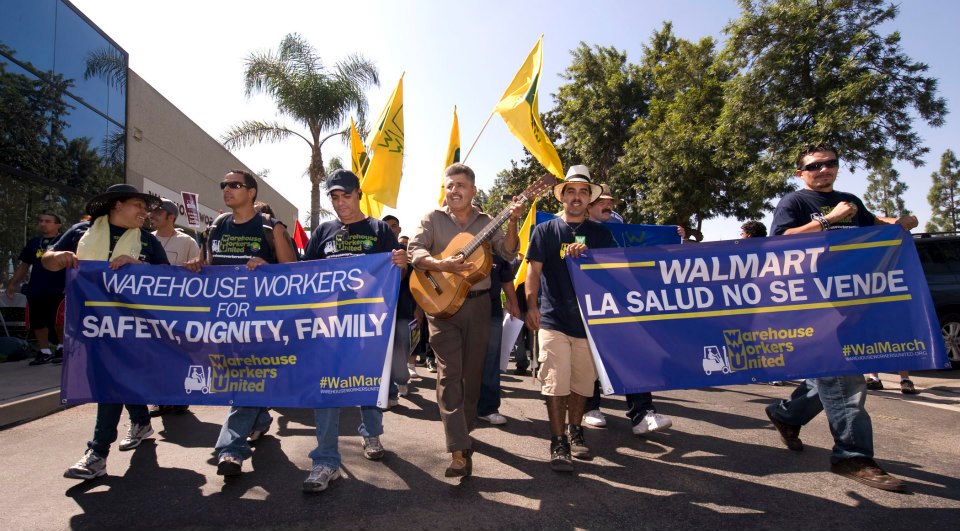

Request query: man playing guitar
[{"left": 408, "top": 163, "right": 521, "bottom": 478}]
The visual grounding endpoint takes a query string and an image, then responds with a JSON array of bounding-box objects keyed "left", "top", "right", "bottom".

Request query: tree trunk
[{"left": 309, "top": 144, "right": 326, "bottom": 230}]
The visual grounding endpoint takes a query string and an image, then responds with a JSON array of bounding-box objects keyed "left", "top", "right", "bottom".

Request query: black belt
[{"left": 466, "top": 289, "right": 489, "bottom": 299}]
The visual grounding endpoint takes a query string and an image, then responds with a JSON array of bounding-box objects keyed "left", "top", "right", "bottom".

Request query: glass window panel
[
  {"left": 53, "top": 0, "right": 126, "bottom": 118},
  {"left": 0, "top": 0, "right": 57, "bottom": 72}
]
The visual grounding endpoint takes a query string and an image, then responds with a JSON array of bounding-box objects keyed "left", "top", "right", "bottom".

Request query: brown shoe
[
  {"left": 831, "top": 457, "right": 906, "bottom": 492},
  {"left": 765, "top": 405, "right": 803, "bottom": 451},
  {"left": 444, "top": 450, "right": 471, "bottom": 478}
]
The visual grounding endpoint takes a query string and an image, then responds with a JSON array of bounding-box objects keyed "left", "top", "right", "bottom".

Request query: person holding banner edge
[
  {"left": 582, "top": 183, "right": 677, "bottom": 435},
  {"left": 408, "top": 163, "right": 520, "bottom": 478},
  {"left": 42, "top": 183, "right": 169, "bottom": 480},
  {"left": 185, "top": 169, "right": 297, "bottom": 477},
  {"left": 765, "top": 143, "right": 918, "bottom": 492},
  {"left": 525, "top": 166, "right": 615, "bottom": 472},
  {"left": 298, "top": 170, "right": 407, "bottom": 493}
]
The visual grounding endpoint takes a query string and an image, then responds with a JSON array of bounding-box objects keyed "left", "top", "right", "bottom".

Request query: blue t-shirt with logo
[
  {"left": 304, "top": 216, "right": 400, "bottom": 260},
  {"left": 208, "top": 214, "right": 280, "bottom": 265},
  {"left": 527, "top": 217, "right": 615, "bottom": 338}
]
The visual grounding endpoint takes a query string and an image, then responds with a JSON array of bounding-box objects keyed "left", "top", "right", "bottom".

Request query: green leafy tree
[
  {"left": 719, "top": 0, "right": 947, "bottom": 194},
  {"left": 926, "top": 149, "right": 960, "bottom": 233},
  {"left": 222, "top": 33, "right": 379, "bottom": 228},
  {"left": 617, "top": 24, "right": 751, "bottom": 239},
  {"left": 863, "top": 158, "right": 909, "bottom": 217},
  {"left": 553, "top": 43, "right": 645, "bottom": 188}
]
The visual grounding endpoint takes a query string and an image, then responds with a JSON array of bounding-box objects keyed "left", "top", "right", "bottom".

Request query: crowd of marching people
[{"left": 3, "top": 142, "right": 921, "bottom": 493}]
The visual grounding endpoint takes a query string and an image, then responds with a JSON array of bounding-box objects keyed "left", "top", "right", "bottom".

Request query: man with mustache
[
  {"left": 525, "top": 165, "right": 614, "bottom": 472},
  {"left": 581, "top": 185, "right": 675, "bottom": 436},
  {"left": 408, "top": 163, "right": 520, "bottom": 478}
]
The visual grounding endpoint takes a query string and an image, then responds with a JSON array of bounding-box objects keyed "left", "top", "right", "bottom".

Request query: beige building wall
[{"left": 125, "top": 70, "right": 298, "bottom": 229}]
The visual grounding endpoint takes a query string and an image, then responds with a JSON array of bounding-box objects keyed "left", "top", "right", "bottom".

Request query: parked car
[{"left": 913, "top": 233, "right": 960, "bottom": 367}]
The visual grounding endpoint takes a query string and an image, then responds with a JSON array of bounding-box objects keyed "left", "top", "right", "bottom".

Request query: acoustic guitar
[{"left": 410, "top": 174, "right": 557, "bottom": 318}]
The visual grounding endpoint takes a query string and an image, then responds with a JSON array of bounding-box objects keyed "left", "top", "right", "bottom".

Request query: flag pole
[{"left": 462, "top": 110, "right": 496, "bottom": 164}]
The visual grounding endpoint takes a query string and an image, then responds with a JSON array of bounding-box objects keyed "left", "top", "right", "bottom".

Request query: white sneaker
[
  {"left": 478, "top": 412, "right": 507, "bottom": 425},
  {"left": 397, "top": 384, "right": 408, "bottom": 397},
  {"left": 583, "top": 410, "right": 607, "bottom": 427},
  {"left": 302, "top": 465, "right": 341, "bottom": 492},
  {"left": 64, "top": 449, "right": 106, "bottom": 480},
  {"left": 632, "top": 412, "right": 673, "bottom": 435},
  {"left": 387, "top": 397, "right": 400, "bottom": 408},
  {"left": 407, "top": 364, "right": 419, "bottom": 379},
  {"left": 118, "top": 422, "right": 154, "bottom": 450}
]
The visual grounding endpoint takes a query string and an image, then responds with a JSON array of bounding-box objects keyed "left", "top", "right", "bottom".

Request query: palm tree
[{"left": 222, "top": 33, "right": 379, "bottom": 228}]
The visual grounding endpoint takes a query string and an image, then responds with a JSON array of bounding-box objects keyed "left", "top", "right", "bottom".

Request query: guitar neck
[{"left": 460, "top": 198, "right": 525, "bottom": 258}]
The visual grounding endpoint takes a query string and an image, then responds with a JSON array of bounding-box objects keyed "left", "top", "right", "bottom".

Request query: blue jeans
[
  {"left": 89, "top": 403, "right": 150, "bottom": 457},
  {"left": 215, "top": 406, "right": 272, "bottom": 461},
  {"left": 310, "top": 406, "right": 384, "bottom": 468},
  {"left": 478, "top": 317, "right": 503, "bottom": 417},
  {"left": 770, "top": 375, "right": 873, "bottom": 463},
  {"left": 389, "top": 318, "right": 412, "bottom": 398}
]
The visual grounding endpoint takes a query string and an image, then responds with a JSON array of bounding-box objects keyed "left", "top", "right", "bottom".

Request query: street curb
[{"left": 0, "top": 389, "right": 69, "bottom": 430}]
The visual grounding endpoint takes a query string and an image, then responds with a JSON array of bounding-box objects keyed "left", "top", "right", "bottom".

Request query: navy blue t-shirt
[
  {"left": 208, "top": 214, "right": 280, "bottom": 266},
  {"left": 527, "top": 218, "right": 615, "bottom": 338},
  {"left": 304, "top": 216, "right": 401, "bottom": 260},
  {"left": 489, "top": 255, "right": 516, "bottom": 318},
  {"left": 770, "top": 189, "right": 875, "bottom": 235},
  {"left": 19, "top": 234, "right": 65, "bottom": 296},
  {"left": 54, "top": 221, "right": 169, "bottom": 265}
]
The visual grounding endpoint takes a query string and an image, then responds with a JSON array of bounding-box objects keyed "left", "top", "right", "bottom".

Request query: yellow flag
[
  {"left": 514, "top": 198, "right": 537, "bottom": 288},
  {"left": 439, "top": 106, "right": 460, "bottom": 205},
  {"left": 495, "top": 36, "right": 564, "bottom": 180},
  {"left": 362, "top": 74, "right": 404, "bottom": 208},
  {"left": 350, "top": 117, "right": 384, "bottom": 218}
]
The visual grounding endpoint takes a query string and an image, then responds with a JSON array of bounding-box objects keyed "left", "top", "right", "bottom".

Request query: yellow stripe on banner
[
  {"left": 587, "top": 294, "right": 912, "bottom": 325},
  {"left": 84, "top": 301, "right": 210, "bottom": 312},
  {"left": 580, "top": 261, "right": 656, "bottom": 270},
  {"left": 828, "top": 240, "right": 902, "bottom": 252},
  {"left": 256, "top": 297, "right": 385, "bottom": 311}
]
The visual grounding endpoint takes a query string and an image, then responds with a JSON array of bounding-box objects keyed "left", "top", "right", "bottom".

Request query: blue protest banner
[
  {"left": 568, "top": 226, "right": 949, "bottom": 395},
  {"left": 534, "top": 210, "right": 680, "bottom": 247},
  {"left": 62, "top": 254, "right": 399, "bottom": 408}
]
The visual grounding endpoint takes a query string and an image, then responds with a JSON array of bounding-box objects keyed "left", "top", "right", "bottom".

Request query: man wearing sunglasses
[
  {"left": 765, "top": 143, "right": 917, "bottom": 493},
  {"left": 186, "top": 169, "right": 296, "bottom": 477},
  {"left": 300, "top": 169, "right": 408, "bottom": 493}
]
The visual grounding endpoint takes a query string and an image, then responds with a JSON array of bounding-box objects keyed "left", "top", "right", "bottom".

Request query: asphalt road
[{"left": 1, "top": 370, "right": 958, "bottom": 531}]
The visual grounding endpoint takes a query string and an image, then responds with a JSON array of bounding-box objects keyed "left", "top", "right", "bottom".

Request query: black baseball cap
[{"left": 327, "top": 169, "right": 361, "bottom": 195}]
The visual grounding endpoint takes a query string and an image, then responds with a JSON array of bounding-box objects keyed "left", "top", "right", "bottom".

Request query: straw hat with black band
[{"left": 554, "top": 165, "right": 603, "bottom": 203}]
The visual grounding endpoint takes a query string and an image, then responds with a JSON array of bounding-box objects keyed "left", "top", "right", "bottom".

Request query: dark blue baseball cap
[{"left": 327, "top": 169, "right": 361, "bottom": 195}]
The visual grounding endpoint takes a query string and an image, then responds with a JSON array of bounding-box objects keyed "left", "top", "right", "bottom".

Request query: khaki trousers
[{"left": 427, "top": 295, "right": 491, "bottom": 452}]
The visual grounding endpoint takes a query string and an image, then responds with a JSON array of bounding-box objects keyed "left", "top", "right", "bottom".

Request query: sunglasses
[
  {"left": 220, "top": 181, "right": 251, "bottom": 190},
  {"left": 800, "top": 159, "right": 839, "bottom": 172}
]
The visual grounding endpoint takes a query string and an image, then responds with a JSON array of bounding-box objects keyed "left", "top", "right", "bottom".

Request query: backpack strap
[{"left": 204, "top": 213, "right": 232, "bottom": 264}]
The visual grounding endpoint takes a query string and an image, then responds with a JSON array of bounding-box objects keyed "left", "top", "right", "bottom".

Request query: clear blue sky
[{"left": 71, "top": 0, "right": 959, "bottom": 240}]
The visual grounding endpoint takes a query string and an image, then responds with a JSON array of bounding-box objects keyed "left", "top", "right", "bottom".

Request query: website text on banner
[
  {"left": 61, "top": 253, "right": 400, "bottom": 408},
  {"left": 569, "top": 226, "right": 949, "bottom": 395}
]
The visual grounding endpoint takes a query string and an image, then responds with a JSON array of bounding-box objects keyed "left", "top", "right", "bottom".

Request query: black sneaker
[
  {"left": 567, "top": 425, "right": 592, "bottom": 460},
  {"left": 550, "top": 436, "right": 573, "bottom": 472},
  {"left": 29, "top": 353, "right": 54, "bottom": 365}
]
